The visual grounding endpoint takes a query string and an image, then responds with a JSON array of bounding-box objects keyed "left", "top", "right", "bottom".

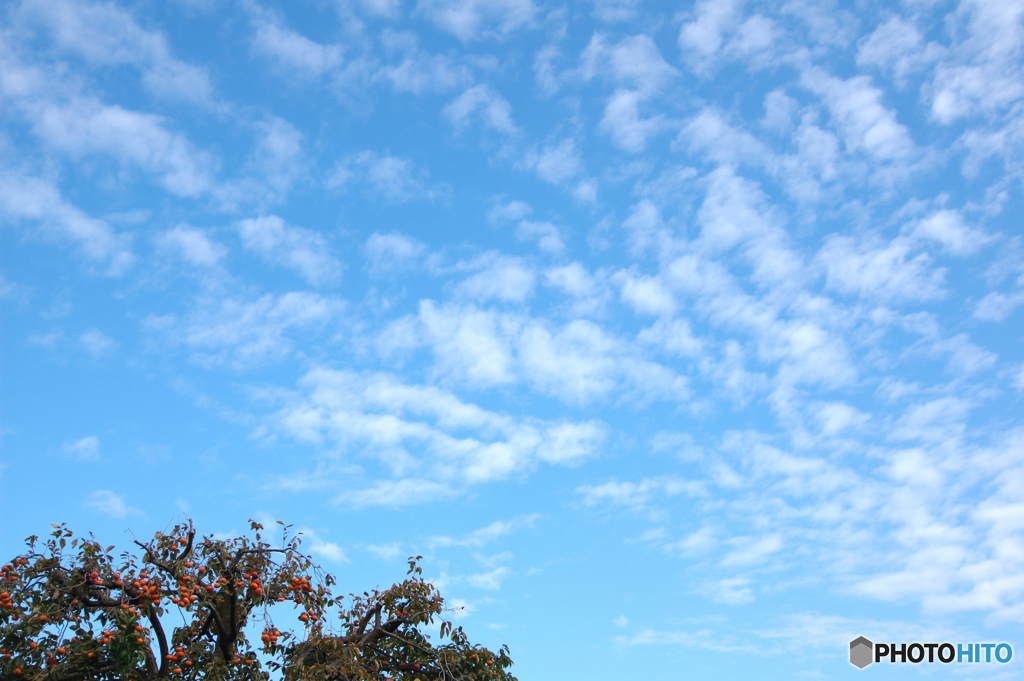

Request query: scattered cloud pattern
[{"left": 2, "top": 1, "right": 1023, "bottom": 679}]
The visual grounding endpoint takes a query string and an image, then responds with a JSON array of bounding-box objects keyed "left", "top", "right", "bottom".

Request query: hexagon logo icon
[{"left": 850, "top": 636, "right": 873, "bottom": 669}]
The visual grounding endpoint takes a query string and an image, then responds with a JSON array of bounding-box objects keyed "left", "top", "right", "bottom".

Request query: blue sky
[{"left": 1, "top": 0, "right": 1023, "bottom": 678}]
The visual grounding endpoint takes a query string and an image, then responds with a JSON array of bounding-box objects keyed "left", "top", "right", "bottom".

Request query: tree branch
[
  {"left": 133, "top": 539, "right": 178, "bottom": 580},
  {"left": 352, "top": 602, "right": 381, "bottom": 638},
  {"left": 380, "top": 628, "right": 434, "bottom": 656},
  {"left": 173, "top": 523, "right": 196, "bottom": 563},
  {"left": 148, "top": 605, "right": 170, "bottom": 677},
  {"left": 141, "top": 637, "right": 160, "bottom": 679},
  {"left": 208, "top": 604, "right": 227, "bottom": 639},
  {"left": 54, "top": 664, "right": 119, "bottom": 681},
  {"left": 197, "top": 611, "right": 213, "bottom": 639}
]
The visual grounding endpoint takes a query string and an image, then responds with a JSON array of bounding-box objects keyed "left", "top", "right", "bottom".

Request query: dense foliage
[{"left": 0, "top": 520, "right": 516, "bottom": 681}]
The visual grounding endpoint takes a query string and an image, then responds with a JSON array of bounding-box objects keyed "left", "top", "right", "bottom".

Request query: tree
[{"left": 0, "top": 519, "right": 517, "bottom": 681}]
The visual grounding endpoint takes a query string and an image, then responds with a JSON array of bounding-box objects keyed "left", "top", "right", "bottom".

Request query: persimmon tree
[{"left": 0, "top": 519, "right": 516, "bottom": 681}]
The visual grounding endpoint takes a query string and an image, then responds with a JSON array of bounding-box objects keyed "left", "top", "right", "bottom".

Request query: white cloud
[
  {"left": 488, "top": 199, "right": 532, "bottom": 223},
  {"left": 581, "top": 34, "right": 677, "bottom": 93},
  {"left": 141, "top": 59, "right": 215, "bottom": 106},
  {"left": 519, "top": 138, "right": 582, "bottom": 185},
  {"left": 614, "top": 627, "right": 746, "bottom": 649},
  {"left": 251, "top": 10, "right": 342, "bottom": 77},
  {"left": 380, "top": 32, "right": 472, "bottom": 93},
  {"left": 536, "top": 421, "right": 607, "bottom": 463},
  {"left": 636, "top": 317, "right": 703, "bottom": 357},
  {"left": 769, "top": 320, "right": 856, "bottom": 390},
  {"left": 709, "top": 577, "right": 754, "bottom": 604},
  {"left": 28, "top": 330, "right": 63, "bottom": 349},
  {"left": 145, "top": 292, "right": 344, "bottom": 368},
  {"left": 21, "top": 0, "right": 214, "bottom": 104},
  {"left": 85, "top": 490, "right": 134, "bottom": 518},
  {"left": 544, "top": 262, "right": 607, "bottom": 316},
  {"left": 781, "top": 0, "right": 857, "bottom": 47},
  {"left": 677, "top": 108, "right": 774, "bottom": 168},
  {"left": 432, "top": 514, "right": 542, "bottom": 547},
  {"left": 249, "top": 117, "right": 305, "bottom": 202},
  {"left": 974, "top": 291, "right": 1024, "bottom": 322},
  {"left": 889, "top": 397, "right": 970, "bottom": 443},
  {"left": 813, "top": 401, "right": 869, "bottom": 436},
  {"left": 382, "top": 53, "right": 471, "bottom": 93},
  {"left": 678, "top": 0, "right": 743, "bottom": 63},
  {"left": 695, "top": 167, "right": 778, "bottom": 254},
  {"left": 517, "top": 318, "right": 689, "bottom": 404},
  {"left": 515, "top": 220, "right": 564, "bottom": 253},
  {"left": 677, "top": 0, "right": 777, "bottom": 73},
  {"left": 572, "top": 177, "right": 598, "bottom": 203},
  {"left": 0, "top": 172, "right": 134, "bottom": 274},
  {"left": 591, "top": 422, "right": 1024, "bottom": 622},
  {"left": 63, "top": 435, "right": 100, "bottom": 461},
  {"left": 927, "top": 333, "right": 997, "bottom": 377},
  {"left": 395, "top": 300, "right": 690, "bottom": 404},
  {"left": 454, "top": 255, "right": 535, "bottom": 303},
  {"left": 309, "top": 541, "right": 349, "bottom": 563},
  {"left": 1013, "top": 365, "right": 1024, "bottom": 391},
  {"left": 726, "top": 14, "right": 776, "bottom": 63},
  {"left": 930, "top": 0, "right": 1024, "bottom": 123},
  {"left": 908, "top": 210, "right": 989, "bottom": 256},
  {"left": 467, "top": 567, "right": 509, "bottom": 589},
  {"left": 720, "top": 534, "right": 783, "bottom": 567},
  {"left": 816, "top": 234, "right": 946, "bottom": 302},
  {"left": 289, "top": 525, "right": 353, "bottom": 565},
  {"left": 544, "top": 262, "right": 598, "bottom": 299},
  {"left": 33, "top": 99, "right": 215, "bottom": 197},
  {"left": 79, "top": 329, "right": 118, "bottom": 356},
  {"left": 756, "top": 614, "right": 946, "bottom": 652},
  {"left": 157, "top": 225, "right": 227, "bottom": 267},
  {"left": 885, "top": 448, "right": 945, "bottom": 488},
  {"left": 579, "top": 36, "right": 675, "bottom": 152},
  {"left": 329, "top": 151, "right": 444, "bottom": 202},
  {"left": 776, "top": 116, "right": 842, "bottom": 201},
  {"left": 366, "top": 542, "right": 403, "bottom": 560},
  {"left": 615, "top": 271, "right": 675, "bottom": 316},
  {"left": 599, "top": 89, "right": 665, "bottom": 153},
  {"left": 416, "top": 301, "right": 517, "bottom": 385},
  {"left": 365, "top": 232, "right": 427, "bottom": 274},
  {"left": 761, "top": 89, "right": 797, "bottom": 132},
  {"left": 532, "top": 43, "right": 563, "bottom": 96},
  {"left": 21, "top": 0, "right": 148, "bottom": 63},
  {"left": 856, "top": 16, "right": 943, "bottom": 85},
  {"left": 416, "top": 0, "right": 535, "bottom": 41},
  {"left": 665, "top": 526, "right": 717, "bottom": 555},
  {"left": 238, "top": 216, "right": 340, "bottom": 286},
  {"left": 576, "top": 476, "right": 695, "bottom": 507},
  {"left": 267, "top": 368, "right": 607, "bottom": 498},
  {"left": 694, "top": 167, "right": 805, "bottom": 289},
  {"left": 339, "top": 478, "right": 458, "bottom": 507},
  {"left": 960, "top": 108, "right": 1024, "bottom": 177},
  {"left": 801, "top": 68, "right": 915, "bottom": 161},
  {"left": 444, "top": 85, "right": 518, "bottom": 135},
  {"left": 621, "top": 199, "right": 668, "bottom": 256},
  {"left": 664, "top": 248, "right": 859, "bottom": 399}
]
